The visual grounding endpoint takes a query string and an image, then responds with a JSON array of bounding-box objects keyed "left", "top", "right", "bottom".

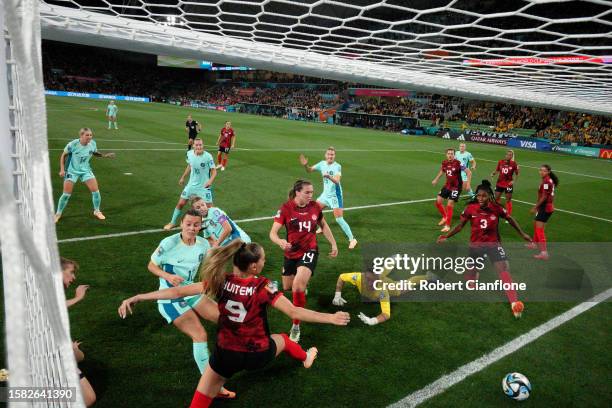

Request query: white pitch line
[
  {"left": 57, "top": 198, "right": 436, "bottom": 243},
  {"left": 387, "top": 287, "right": 612, "bottom": 408},
  {"left": 513, "top": 199, "right": 612, "bottom": 223}
]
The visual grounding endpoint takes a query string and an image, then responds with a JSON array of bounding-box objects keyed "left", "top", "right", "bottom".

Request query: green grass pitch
[{"left": 45, "top": 96, "right": 611, "bottom": 407}]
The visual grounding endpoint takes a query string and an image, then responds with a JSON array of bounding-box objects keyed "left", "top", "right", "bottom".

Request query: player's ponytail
[
  {"left": 508, "top": 149, "right": 515, "bottom": 161},
  {"left": 199, "top": 240, "right": 264, "bottom": 298},
  {"left": 543, "top": 164, "right": 559, "bottom": 186},
  {"left": 288, "top": 179, "right": 312, "bottom": 199}
]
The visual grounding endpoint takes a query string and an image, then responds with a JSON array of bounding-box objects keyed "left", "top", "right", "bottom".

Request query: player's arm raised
[
  {"left": 269, "top": 222, "right": 291, "bottom": 251},
  {"left": 118, "top": 282, "right": 204, "bottom": 318},
  {"left": 147, "top": 260, "right": 184, "bottom": 287},
  {"left": 272, "top": 295, "right": 349, "bottom": 326},
  {"left": 179, "top": 164, "right": 190, "bottom": 185},
  {"left": 299, "top": 154, "right": 315, "bottom": 173},
  {"left": 319, "top": 217, "right": 338, "bottom": 257}
]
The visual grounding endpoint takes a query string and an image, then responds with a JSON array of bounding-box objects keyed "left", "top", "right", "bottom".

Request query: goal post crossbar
[{"left": 39, "top": 3, "right": 611, "bottom": 116}]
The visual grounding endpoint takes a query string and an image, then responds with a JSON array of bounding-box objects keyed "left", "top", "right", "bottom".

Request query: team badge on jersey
[{"left": 311, "top": 214, "right": 317, "bottom": 221}]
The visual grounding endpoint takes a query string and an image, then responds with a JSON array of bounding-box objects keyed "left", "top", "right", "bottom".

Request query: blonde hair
[
  {"left": 79, "top": 128, "right": 92, "bottom": 136},
  {"left": 326, "top": 146, "right": 336, "bottom": 152},
  {"left": 60, "top": 257, "right": 79, "bottom": 273},
  {"left": 199, "top": 240, "right": 264, "bottom": 298},
  {"left": 508, "top": 149, "right": 515, "bottom": 161}
]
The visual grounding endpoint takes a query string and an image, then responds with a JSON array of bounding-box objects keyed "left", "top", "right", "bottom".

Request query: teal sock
[
  {"left": 192, "top": 342, "right": 209, "bottom": 374},
  {"left": 56, "top": 193, "right": 71, "bottom": 214},
  {"left": 108, "top": 121, "right": 112, "bottom": 128},
  {"left": 335, "top": 217, "right": 354, "bottom": 241},
  {"left": 114, "top": 122, "right": 118, "bottom": 129},
  {"left": 92, "top": 191, "right": 101, "bottom": 211},
  {"left": 170, "top": 208, "right": 182, "bottom": 225}
]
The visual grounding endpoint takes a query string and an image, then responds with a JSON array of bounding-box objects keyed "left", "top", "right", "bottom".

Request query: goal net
[
  {"left": 1, "top": 0, "right": 83, "bottom": 406},
  {"left": 38, "top": 0, "right": 611, "bottom": 115}
]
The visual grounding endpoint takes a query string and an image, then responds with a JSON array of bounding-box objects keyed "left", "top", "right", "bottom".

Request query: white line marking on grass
[
  {"left": 57, "top": 198, "right": 436, "bottom": 243},
  {"left": 387, "top": 287, "right": 612, "bottom": 408},
  {"left": 513, "top": 199, "right": 612, "bottom": 223}
]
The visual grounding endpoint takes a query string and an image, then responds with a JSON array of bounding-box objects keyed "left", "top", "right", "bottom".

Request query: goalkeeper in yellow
[{"left": 332, "top": 269, "right": 427, "bottom": 325}]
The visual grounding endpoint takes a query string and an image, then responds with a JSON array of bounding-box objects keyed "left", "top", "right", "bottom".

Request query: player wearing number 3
[
  {"left": 269, "top": 179, "right": 338, "bottom": 342},
  {"left": 432, "top": 148, "right": 463, "bottom": 233}
]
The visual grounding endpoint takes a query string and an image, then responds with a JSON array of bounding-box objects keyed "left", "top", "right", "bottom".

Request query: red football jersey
[
  {"left": 538, "top": 175, "right": 555, "bottom": 212},
  {"left": 219, "top": 128, "right": 234, "bottom": 148},
  {"left": 441, "top": 159, "right": 463, "bottom": 190},
  {"left": 217, "top": 274, "right": 282, "bottom": 352},
  {"left": 495, "top": 160, "right": 519, "bottom": 188},
  {"left": 460, "top": 202, "right": 508, "bottom": 243},
  {"left": 274, "top": 200, "right": 323, "bottom": 259}
]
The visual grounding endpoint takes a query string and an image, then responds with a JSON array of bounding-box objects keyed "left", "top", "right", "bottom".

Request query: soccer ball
[{"left": 502, "top": 372, "right": 531, "bottom": 401}]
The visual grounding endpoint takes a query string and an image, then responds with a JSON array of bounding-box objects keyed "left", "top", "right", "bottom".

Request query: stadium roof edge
[{"left": 39, "top": 4, "right": 612, "bottom": 116}]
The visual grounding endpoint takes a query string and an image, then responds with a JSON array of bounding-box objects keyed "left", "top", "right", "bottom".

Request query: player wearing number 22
[
  {"left": 432, "top": 148, "right": 463, "bottom": 233},
  {"left": 438, "top": 180, "right": 532, "bottom": 319},
  {"left": 269, "top": 179, "right": 338, "bottom": 343}
]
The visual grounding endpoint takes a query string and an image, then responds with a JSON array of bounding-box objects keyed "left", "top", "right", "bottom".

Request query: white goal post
[{"left": 1, "top": 0, "right": 83, "bottom": 406}]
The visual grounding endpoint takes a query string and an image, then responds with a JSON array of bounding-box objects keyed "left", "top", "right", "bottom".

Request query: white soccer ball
[{"left": 502, "top": 372, "right": 531, "bottom": 401}]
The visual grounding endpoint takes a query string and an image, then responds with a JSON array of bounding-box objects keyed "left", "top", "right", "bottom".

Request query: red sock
[
  {"left": 216, "top": 152, "right": 222, "bottom": 165},
  {"left": 445, "top": 205, "right": 454, "bottom": 226},
  {"left": 464, "top": 270, "right": 479, "bottom": 289},
  {"left": 498, "top": 271, "right": 518, "bottom": 304},
  {"left": 280, "top": 333, "right": 307, "bottom": 361},
  {"left": 190, "top": 391, "right": 212, "bottom": 408},
  {"left": 435, "top": 202, "right": 446, "bottom": 218},
  {"left": 535, "top": 227, "right": 547, "bottom": 252},
  {"left": 292, "top": 291, "right": 306, "bottom": 325},
  {"left": 222, "top": 157, "right": 228, "bottom": 167},
  {"left": 506, "top": 201, "right": 513, "bottom": 216}
]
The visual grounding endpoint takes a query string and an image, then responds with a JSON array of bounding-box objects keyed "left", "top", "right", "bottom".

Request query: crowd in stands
[{"left": 43, "top": 40, "right": 609, "bottom": 146}]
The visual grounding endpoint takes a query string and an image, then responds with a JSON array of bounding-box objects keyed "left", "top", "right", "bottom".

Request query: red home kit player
[
  {"left": 491, "top": 149, "right": 519, "bottom": 216},
  {"left": 438, "top": 180, "right": 532, "bottom": 318},
  {"left": 216, "top": 121, "right": 235, "bottom": 171},
  {"left": 432, "top": 148, "right": 464, "bottom": 233},
  {"left": 527, "top": 164, "right": 559, "bottom": 260},
  {"left": 269, "top": 179, "right": 338, "bottom": 342}
]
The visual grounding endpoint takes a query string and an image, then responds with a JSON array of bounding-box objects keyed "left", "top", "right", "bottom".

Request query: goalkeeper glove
[
  {"left": 358, "top": 312, "right": 379, "bottom": 326},
  {"left": 332, "top": 292, "right": 347, "bottom": 306}
]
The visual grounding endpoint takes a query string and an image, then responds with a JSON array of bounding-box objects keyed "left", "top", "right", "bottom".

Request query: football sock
[
  {"left": 222, "top": 157, "right": 228, "bottom": 167},
  {"left": 217, "top": 152, "right": 222, "bottom": 165},
  {"left": 170, "top": 208, "right": 182, "bottom": 225},
  {"left": 192, "top": 342, "right": 209, "bottom": 374},
  {"left": 292, "top": 291, "right": 306, "bottom": 325},
  {"left": 535, "top": 227, "right": 547, "bottom": 252},
  {"left": 506, "top": 201, "right": 513, "bottom": 216},
  {"left": 445, "top": 205, "right": 454, "bottom": 226},
  {"left": 114, "top": 123, "right": 118, "bottom": 129},
  {"left": 335, "top": 217, "right": 354, "bottom": 240},
  {"left": 108, "top": 121, "right": 112, "bottom": 128},
  {"left": 498, "top": 271, "right": 518, "bottom": 303},
  {"left": 280, "top": 333, "right": 307, "bottom": 361},
  {"left": 56, "top": 193, "right": 71, "bottom": 214},
  {"left": 464, "top": 270, "right": 478, "bottom": 289},
  {"left": 91, "top": 191, "right": 101, "bottom": 211},
  {"left": 190, "top": 391, "right": 212, "bottom": 408},
  {"left": 435, "top": 202, "right": 446, "bottom": 218}
]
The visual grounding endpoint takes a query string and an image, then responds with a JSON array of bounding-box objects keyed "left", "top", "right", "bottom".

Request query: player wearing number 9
[
  {"left": 437, "top": 180, "right": 532, "bottom": 319},
  {"left": 269, "top": 179, "right": 339, "bottom": 343},
  {"left": 118, "top": 240, "right": 350, "bottom": 408}
]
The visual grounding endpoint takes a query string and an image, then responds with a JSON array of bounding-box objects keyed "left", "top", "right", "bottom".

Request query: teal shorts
[
  {"left": 158, "top": 294, "right": 202, "bottom": 323},
  {"left": 181, "top": 185, "right": 213, "bottom": 202},
  {"left": 65, "top": 169, "right": 95, "bottom": 183},
  {"left": 317, "top": 192, "right": 343, "bottom": 209},
  {"left": 461, "top": 170, "right": 470, "bottom": 181}
]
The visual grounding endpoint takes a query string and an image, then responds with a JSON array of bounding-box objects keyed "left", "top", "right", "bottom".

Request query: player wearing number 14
[{"left": 270, "top": 179, "right": 338, "bottom": 342}]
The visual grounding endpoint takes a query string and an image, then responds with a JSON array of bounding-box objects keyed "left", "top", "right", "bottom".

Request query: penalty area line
[
  {"left": 387, "top": 287, "right": 612, "bottom": 408},
  {"left": 57, "top": 197, "right": 436, "bottom": 243}
]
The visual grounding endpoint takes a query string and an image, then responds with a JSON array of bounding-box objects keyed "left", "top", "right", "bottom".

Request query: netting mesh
[
  {"left": 1, "top": 0, "right": 83, "bottom": 406},
  {"left": 39, "top": 0, "right": 611, "bottom": 113}
]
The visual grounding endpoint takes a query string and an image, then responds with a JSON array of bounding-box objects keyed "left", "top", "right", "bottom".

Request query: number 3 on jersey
[{"left": 225, "top": 300, "right": 247, "bottom": 323}]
